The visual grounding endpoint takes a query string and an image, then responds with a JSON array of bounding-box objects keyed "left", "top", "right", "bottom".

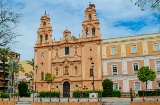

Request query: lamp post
[
  {"left": 91, "top": 62, "right": 95, "bottom": 93},
  {"left": 34, "top": 65, "right": 38, "bottom": 92}
]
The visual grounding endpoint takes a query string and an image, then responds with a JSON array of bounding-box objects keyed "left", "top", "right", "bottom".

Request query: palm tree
[
  {"left": 8, "top": 60, "right": 25, "bottom": 93},
  {"left": 27, "top": 59, "right": 34, "bottom": 69},
  {"left": 26, "top": 59, "right": 34, "bottom": 78},
  {"left": 0, "top": 47, "right": 12, "bottom": 93}
]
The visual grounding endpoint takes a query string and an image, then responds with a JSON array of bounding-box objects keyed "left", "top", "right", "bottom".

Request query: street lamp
[
  {"left": 91, "top": 62, "right": 95, "bottom": 93},
  {"left": 34, "top": 65, "right": 38, "bottom": 92}
]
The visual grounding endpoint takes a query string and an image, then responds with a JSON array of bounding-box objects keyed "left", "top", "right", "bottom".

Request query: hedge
[
  {"left": 138, "top": 90, "right": 160, "bottom": 96},
  {"left": 112, "top": 90, "right": 121, "bottom": 97},
  {"left": 39, "top": 91, "right": 59, "bottom": 97},
  {"left": 0, "top": 93, "right": 9, "bottom": 98}
]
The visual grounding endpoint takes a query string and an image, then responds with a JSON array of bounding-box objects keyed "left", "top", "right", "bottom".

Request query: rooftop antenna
[
  {"left": 66, "top": 26, "right": 67, "bottom": 30},
  {"left": 45, "top": 10, "right": 46, "bottom": 15}
]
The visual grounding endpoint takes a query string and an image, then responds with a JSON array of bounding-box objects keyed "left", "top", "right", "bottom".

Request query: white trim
[
  {"left": 153, "top": 43, "right": 160, "bottom": 51},
  {"left": 112, "top": 64, "right": 118, "bottom": 75},
  {"left": 134, "top": 81, "right": 141, "bottom": 90},
  {"left": 113, "top": 82, "right": 119, "bottom": 90},
  {"left": 110, "top": 47, "right": 117, "bottom": 55},
  {"left": 131, "top": 44, "right": 137, "bottom": 53},
  {"left": 132, "top": 62, "right": 139, "bottom": 74},
  {"left": 155, "top": 60, "right": 160, "bottom": 72}
]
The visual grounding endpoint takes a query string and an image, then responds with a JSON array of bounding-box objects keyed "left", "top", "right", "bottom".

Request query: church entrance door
[{"left": 63, "top": 81, "right": 70, "bottom": 97}]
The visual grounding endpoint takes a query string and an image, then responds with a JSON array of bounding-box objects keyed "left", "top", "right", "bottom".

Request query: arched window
[
  {"left": 45, "top": 35, "right": 48, "bottom": 42},
  {"left": 89, "top": 15, "right": 92, "bottom": 20},
  {"left": 40, "top": 35, "right": 43, "bottom": 43},
  {"left": 41, "top": 52, "right": 44, "bottom": 57},
  {"left": 86, "top": 29, "right": 89, "bottom": 37},
  {"left": 66, "top": 34, "right": 68, "bottom": 39},
  {"left": 92, "top": 28, "right": 95, "bottom": 36},
  {"left": 41, "top": 72, "right": 44, "bottom": 80}
]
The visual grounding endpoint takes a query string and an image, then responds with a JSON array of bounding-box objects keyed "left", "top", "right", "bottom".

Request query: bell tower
[
  {"left": 36, "top": 12, "right": 52, "bottom": 45},
  {"left": 82, "top": 4, "right": 101, "bottom": 38}
]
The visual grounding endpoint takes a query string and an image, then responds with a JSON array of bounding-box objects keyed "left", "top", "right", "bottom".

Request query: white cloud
[{"left": 6, "top": 0, "right": 159, "bottom": 60}]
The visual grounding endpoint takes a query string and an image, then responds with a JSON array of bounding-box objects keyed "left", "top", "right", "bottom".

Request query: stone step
[
  {"left": 16, "top": 101, "right": 31, "bottom": 105},
  {"left": 103, "top": 102, "right": 130, "bottom": 105}
]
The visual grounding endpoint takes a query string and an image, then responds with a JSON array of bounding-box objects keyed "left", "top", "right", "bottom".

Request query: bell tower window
[
  {"left": 66, "top": 34, "right": 68, "bottom": 39},
  {"left": 43, "top": 22, "right": 46, "bottom": 27},
  {"left": 86, "top": 29, "right": 89, "bottom": 37},
  {"left": 45, "top": 35, "right": 48, "bottom": 42},
  {"left": 89, "top": 15, "right": 92, "bottom": 20},
  {"left": 92, "top": 28, "right": 95, "bottom": 36},
  {"left": 40, "top": 35, "right": 43, "bottom": 43}
]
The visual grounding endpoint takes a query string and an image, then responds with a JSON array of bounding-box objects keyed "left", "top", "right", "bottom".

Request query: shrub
[
  {"left": 18, "top": 82, "right": 28, "bottom": 97},
  {"left": 102, "top": 79, "right": 113, "bottom": 97},
  {"left": 0, "top": 93, "right": 9, "bottom": 98},
  {"left": 138, "top": 90, "right": 160, "bottom": 96},
  {"left": 72, "top": 90, "right": 103, "bottom": 98},
  {"left": 14, "top": 92, "right": 19, "bottom": 97},
  {"left": 112, "top": 90, "right": 121, "bottom": 97},
  {"left": 26, "top": 91, "right": 32, "bottom": 97}
]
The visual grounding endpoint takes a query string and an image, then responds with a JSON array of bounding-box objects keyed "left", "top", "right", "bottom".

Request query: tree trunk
[
  {"left": 146, "top": 81, "right": 148, "bottom": 90},
  {"left": 3, "top": 61, "right": 5, "bottom": 93}
]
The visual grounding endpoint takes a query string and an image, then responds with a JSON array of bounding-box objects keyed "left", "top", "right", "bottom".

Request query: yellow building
[
  {"left": 19, "top": 60, "right": 33, "bottom": 76},
  {"left": 102, "top": 33, "right": 160, "bottom": 92},
  {"left": 19, "top": 60, "right": 34, "bottom": 91},
  {"left": 34, "top": 4, "right": 102, "bottom": 96}
]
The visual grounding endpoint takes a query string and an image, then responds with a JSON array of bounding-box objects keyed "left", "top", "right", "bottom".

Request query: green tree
[
  {"left": 18, "top": 82, "right": 28, "bottom": 97},
  {"left": 45, "top": 72, "right": 55, "bottom": 83},
  {"left": 26, "top": 59, "right": 34, "bottom": 78},
  {"left": 0, "top": 47, "right": 12, "bottom": 92},
  {"left": 0, "top": 1, "right": 22, "bottom": 46},
  {"left": 102, "top": 79, "right": 113, "bottom": 97},
  {"left": 128, "top": 0, "right": 159, "bottom": 11},
  {"left": 137, "top": 66, "right": 156, "bottom": 89},
  {"left": 27, "top": 59, "right": 34, "bottom": 69},
  {"left": 8, "top": 60, "right": 24, "bottom": 93}
]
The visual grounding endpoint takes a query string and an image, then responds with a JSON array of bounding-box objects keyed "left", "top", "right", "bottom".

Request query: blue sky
[{"left": 5, "top": 0, "right": 160, "bottom": 61}]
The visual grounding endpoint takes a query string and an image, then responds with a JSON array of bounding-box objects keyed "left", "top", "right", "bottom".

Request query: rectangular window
[
  {"left": 90, "top": 69, "right": 93, "bottom": 76},
  {"left": 131, "top": 45, "right": 137, "bottom": 53},
  {"left": 135, "top": 82, "right": 140, "bottom": 90},
  {"left": 65, "top": 47, "right": 69, "bottom": 55},
  {"left": 156, "top": 61, "right": 160, "bottom": 72},
  {"left": 112, "top": 65, "right": 117, "bottom": 75},
  {"left": 153, "top": 43, "right": 159, "bottom": 51},
  {"left": 113, "top": 83, "right": 118, "bottom": 90},
  {"left": 133, "top": 63, "right": 138, "bottom": 74},
  {"left": 41, "top": 72, "right": 44, "bottom": 80},
  {"left": 111, "top": 47, "right": 116, "bottom": 55}
]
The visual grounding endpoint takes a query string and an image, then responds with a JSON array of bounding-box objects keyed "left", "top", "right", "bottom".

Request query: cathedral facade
[{"left": 34, "top": 4, "right": 102, "bottom": 95}]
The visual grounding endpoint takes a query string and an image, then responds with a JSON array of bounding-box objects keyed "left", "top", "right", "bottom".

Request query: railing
[
  {"left": 130, "top": 88, "right": 160, "bottom": 102},
  {"left": 32, "top": 90, "right": 102, "bottom": 102}
]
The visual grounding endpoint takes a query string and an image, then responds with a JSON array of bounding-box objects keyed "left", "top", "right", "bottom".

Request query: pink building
[{"left": 34, "top": 4, "right": 102, "bottom": 95}]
